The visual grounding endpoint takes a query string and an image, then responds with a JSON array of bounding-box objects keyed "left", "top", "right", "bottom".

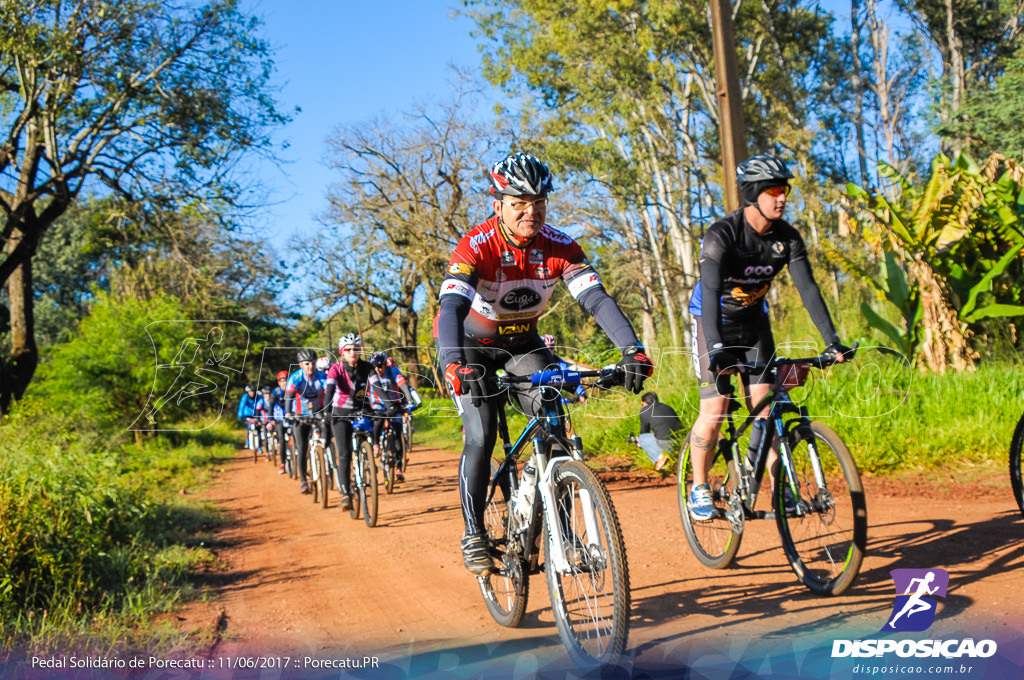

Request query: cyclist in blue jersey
[
  {"left": 237, "top": 384, "right": 259, "bottom": 448},
  {"left": 366, "top": 351, "right": 416, "bottom": 483},
  {"left": 284, "top": 349, "right": 328, "bottom": 494},
  {"left": 686, "top": 154, "right": 850, "bottom": 521}
]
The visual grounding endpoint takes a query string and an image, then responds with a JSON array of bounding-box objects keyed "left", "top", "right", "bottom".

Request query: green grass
[
  {"left": 0, "top": 411, "right": 232, "bottom": 656},
  {"left": 414, "top": 354, "right": 1024, "bottom": 477}
]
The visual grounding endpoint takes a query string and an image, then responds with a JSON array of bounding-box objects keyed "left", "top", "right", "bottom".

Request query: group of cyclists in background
[
  {"left": 236, "top": 150, "right": 851, "bottom": 581},
  {"left": 236, "top": 336, "right": 421, "bottom": 512}
]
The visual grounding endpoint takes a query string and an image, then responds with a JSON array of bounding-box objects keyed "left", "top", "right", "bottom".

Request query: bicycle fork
[{"left": 531, "top": 438, "right": 604, "bottom": 574}]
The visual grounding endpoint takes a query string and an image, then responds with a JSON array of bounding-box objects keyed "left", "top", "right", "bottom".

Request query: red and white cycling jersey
[{"left": 437, "top": 216, "right": 603, "bottom": 346}]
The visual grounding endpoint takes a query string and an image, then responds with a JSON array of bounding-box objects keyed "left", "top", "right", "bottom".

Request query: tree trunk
[
  {"left": 910, "top": 257, "right": 973, "bottom": 372},
  {"left": 6, "top": 248, "right": 38, "bottom": 403}
]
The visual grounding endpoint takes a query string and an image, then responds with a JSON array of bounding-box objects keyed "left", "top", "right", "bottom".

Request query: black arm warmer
[
  {"left": 577, "top": 286, "right": 640, "bottom": 350},
  {"left": 788, "top": 258, "right": 840, "bottom": 345},
  {"left": 437, "top": 294, "right": 472, "bottom": 367},
  {"left": 699, "top": 258, "right": 725, "bottom": 349}
]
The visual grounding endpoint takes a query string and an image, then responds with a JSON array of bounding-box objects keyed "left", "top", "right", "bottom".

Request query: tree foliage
[
  {"left": 314, "top": 88, "right": 497, "bottom": 367},
  {"left": 0, "top": 0, "right": 288, "bottom": 412},
  {"left": 837, "top": 153, "right": 1024, "bottom": 370}
]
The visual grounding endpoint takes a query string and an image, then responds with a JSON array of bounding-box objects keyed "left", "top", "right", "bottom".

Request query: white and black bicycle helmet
[
  {"left": 737, "top": 154, "right": 793, "bottom": 205},
  {"left": 338, "top": 333, "right": 361, "bottom": 351},
  {"left": 489, "top": 152, "right": 554, "bottom": 197}
]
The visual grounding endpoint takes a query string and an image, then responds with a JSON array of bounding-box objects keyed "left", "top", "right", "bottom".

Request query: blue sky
[
  {"left": 247, "top": 1, "right": 493, "bottom": 264},
  {"left": 244, "top": 0, "right": 885, "bottom": 308}
]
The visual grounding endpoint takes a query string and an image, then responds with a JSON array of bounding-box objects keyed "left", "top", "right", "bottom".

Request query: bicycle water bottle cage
[{"left": 353, "top": 417, "right": 373, "bottom": 432}]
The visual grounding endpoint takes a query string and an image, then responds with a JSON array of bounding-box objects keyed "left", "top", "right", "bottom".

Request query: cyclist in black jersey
[{"left": 686, "top": 154, "right": 851, "bottom": 521}]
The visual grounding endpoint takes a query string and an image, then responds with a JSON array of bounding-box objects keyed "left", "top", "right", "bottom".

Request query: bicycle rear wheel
[
  {"left": 1010, "top": 409, "right": 1024, "bottom": 517},
  {"left": 315, "top": 444, "right": 329, "bottom": 509},
  {"left": 543, "top": 460, "right": 629, "bottom": 669},
  {"left": 677, "top": 432, "right": 742, "bottom": 569},
  {"left": 360, "top": 440, "right": 379, "bottom": 527},
  {"left": 478, "top": 459, "right": 528, "bottom": 627},
  {"left": 775, "top": 421, "right": 867, "bottom": 596}
]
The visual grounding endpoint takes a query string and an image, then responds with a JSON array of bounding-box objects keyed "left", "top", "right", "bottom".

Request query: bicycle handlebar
[
  {"left": 497, "top": 367, "right": 619, "bottom": 390},
  {"left": 720, "top": 342, "right": 860, "bottom": 374}
]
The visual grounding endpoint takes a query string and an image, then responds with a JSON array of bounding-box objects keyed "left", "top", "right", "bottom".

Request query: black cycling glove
[
  {"left": 616, "top": 345, "right": 653, "bottom": 394},
  {"left": 708, "top": 349, "right": 742, "bottom": 375}
]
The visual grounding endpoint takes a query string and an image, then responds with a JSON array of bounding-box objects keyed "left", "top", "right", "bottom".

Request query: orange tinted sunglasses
[{"left": 763, "top": 185, "right": 790, "bottom": 197}]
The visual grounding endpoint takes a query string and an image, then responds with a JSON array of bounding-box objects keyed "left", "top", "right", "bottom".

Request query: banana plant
[{"left": 837, "top": 153, "right": 1024, "bottom": 370}]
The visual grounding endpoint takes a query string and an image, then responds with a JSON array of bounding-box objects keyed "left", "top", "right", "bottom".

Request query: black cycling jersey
[{"left": 688, "top": 209, "right": 838, "bottom": 349}]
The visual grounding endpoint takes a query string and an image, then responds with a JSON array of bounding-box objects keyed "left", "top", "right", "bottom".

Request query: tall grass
[
  {"left": 0, "top": 410, "right": 231, "bottom": 655},
  {"left": 412, "top": 353, "right": 1024, "bottom": 477}
]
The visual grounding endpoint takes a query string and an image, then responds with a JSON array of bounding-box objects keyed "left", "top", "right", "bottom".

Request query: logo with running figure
[{"left": 883, "top": 568, "right": 949, "bottom": 632}]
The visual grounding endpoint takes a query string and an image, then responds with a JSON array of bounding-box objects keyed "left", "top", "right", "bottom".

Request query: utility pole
[{"left": 709, "top": 0, "right": 748, "bottom": 212}]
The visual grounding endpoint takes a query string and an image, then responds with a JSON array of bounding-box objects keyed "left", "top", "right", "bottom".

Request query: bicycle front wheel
[
  {"left": 677, "top": 433, "right": 742, "bottom": 569},
  {"left": 775, "top": 421, "right": 867, "bottom": 596},
  {"left": 349, "top": 441, "right": 362, "bottom": 520},
  {"left": 1010, "top": 409, "right": 1024, "bottom": 517},
  {"left": 479, "top": 459, "right": 528, "bottom": 627},
  {"left": 308, "top": 445, "right": 320, "bottom": 505},
  {"left": 402, "top": 415, "right": 412, "bottom": 472},
  {"left": 360, "top": 440, "right": 379, "bottom": 527},
  {"left": 383, "top": 432, "right": 396, "bottom": 494},
  {"left": 543, "top": 460, "right": 629, "bottom": 669},
  {"left": 315, "top": 444, "right": 329, "bottom": 509}
]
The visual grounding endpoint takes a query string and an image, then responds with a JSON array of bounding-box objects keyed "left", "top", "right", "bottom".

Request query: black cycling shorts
[{"left": 691, "top": 314, "right": 775, "bottom": 399}]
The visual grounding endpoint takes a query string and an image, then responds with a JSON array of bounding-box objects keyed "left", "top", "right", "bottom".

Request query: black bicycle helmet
[
  {"left": 489, "top": 152, "right": 555, "bottom": 197},
  {"left": 296, "top": 348, "right": 317, "bottom": 363},
  {"left": 244, "top": 384, "right": 255, "bottom": 392},
  {"left": 260, "top": 386, "right": 272, "bottom": 394},
  {"left": 369, "top": 352, "right": 388, "bottom": 368},
  {"left": 737, "top": 154, "right": 793, "bottom": 205}
]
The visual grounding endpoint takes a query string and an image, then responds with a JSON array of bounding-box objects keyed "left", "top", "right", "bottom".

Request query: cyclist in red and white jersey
[{"left": 435, "top": 152, "right": 653, "bottom": 575}]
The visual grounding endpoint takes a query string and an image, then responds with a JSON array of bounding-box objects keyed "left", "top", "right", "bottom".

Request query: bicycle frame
[{"left": 489, "top": 370, "right": 609, "bottom": 575}]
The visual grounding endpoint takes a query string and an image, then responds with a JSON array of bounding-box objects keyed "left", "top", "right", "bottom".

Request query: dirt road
[{"left": 173, "top": 442, "right": 1024, "bottom": 679}]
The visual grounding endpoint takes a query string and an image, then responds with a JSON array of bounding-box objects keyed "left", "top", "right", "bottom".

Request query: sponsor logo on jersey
[
  {"left": 544, "top": 226, "right": 573, "bottom": 245},
  {"left": 528, "top": 249, "right": 544, "bottom": 265},
  {"left": 501, "top": 287, "right": 543, "bottom": 310},
  {"left": 448, "top": 261, "right": 476, "bottom": 276},
  {"left": 772, "top": 240, "right": 785, "bottom": 254},
  {"left": 496, "top": 270, "right": 508, "bottom": 282},
  {"left": 743, "top": 265, "right": 775, "bottom": 277},
  {"left": 500, "top": 250, "right": 515, "bottom": 266},
  {"left": 498, "top": 322, "right": 531, "bottom": 335},
  {"left": 535, "top": 266, "right": 550, "bottom": 278},
  {"left": 440, "top": 279, "right": 475, "bottom": 300},
  {"left": 567, "top": 272, "right": 602, "bottom": 299},
  {"left": 469, "top": 229, "right": 494, "bottom": 253}
]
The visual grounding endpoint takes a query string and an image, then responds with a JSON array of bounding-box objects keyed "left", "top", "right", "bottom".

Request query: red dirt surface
[{"left": 170, "top": 442, "right": 1024, "bottom": 679}]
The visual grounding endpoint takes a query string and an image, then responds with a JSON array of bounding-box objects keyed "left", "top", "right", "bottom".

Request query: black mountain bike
[
  {"left": 1009, "top": 409, "right": 1024, "bottom": 516},
  {"left": 676, "top": 346, "right": 867, "bottom": 596},
  {"left": 347, "top": 415, "right": 378, "bottom": 527},
  {"left": 479, "top": 367, "right": 629, "bottom": 669}
]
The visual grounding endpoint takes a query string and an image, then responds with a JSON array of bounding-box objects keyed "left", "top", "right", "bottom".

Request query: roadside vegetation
[{"left": 4, "top": 0, "right": 1024, "bottom": 664}]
